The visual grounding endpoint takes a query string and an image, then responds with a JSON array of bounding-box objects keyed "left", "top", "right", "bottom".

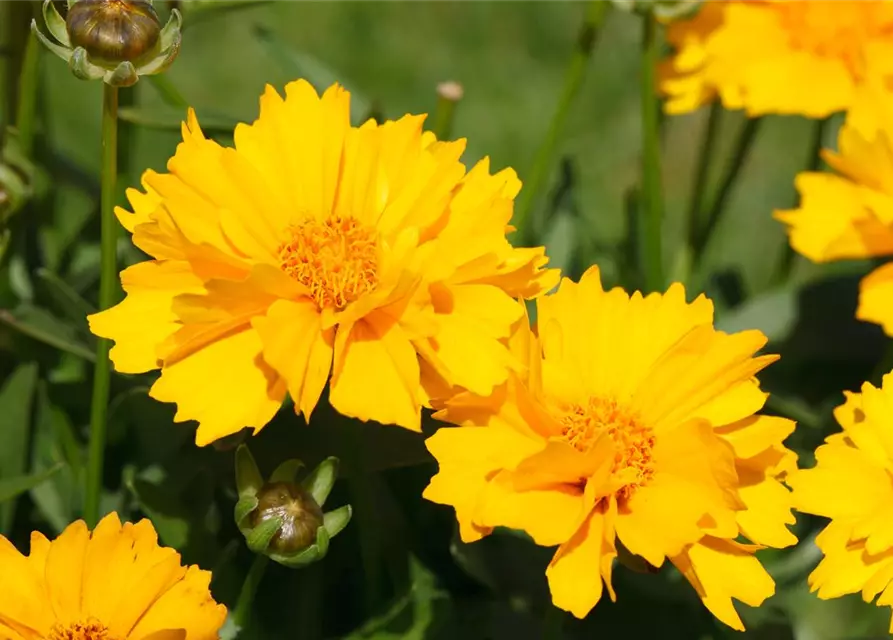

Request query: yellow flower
[
  {"left": 88, "top": 79, "right": 558, "bottom": 445},
  {"left": 659, "top": 0, "right": 893, "bottom": 117},
  {"left": 775, "top": 94, "right": 893, "bottom": 336},
  {"left": 787, "top": 374, "right": 893, "bottom": 634},
  {"left": 0, "top": 513, "right": 226, "bottom": 640},
  {"left": 423, "top": 267, "right": 797, "bottom": 630}
]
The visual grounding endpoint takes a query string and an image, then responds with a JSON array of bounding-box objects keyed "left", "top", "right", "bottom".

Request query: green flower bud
[
  {"left": 32, "top": 0, "right": 182, "bottom": 87},
  {"left": 66, "top": 0, "right": 162, "bottom": 67},
  {"left": 610, "top": 0, "right": 703, "bottom": 21},
  {"left": 234, "top": 445, "right": 352, "bottom": 569}
]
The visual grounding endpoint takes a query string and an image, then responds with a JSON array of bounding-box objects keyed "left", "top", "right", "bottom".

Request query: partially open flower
[
  {"left": 234, "top": 445, "right": 352, "bottom": 568},
  {"left": 31, "top": 0, "right": 181, "bottom": 87}
]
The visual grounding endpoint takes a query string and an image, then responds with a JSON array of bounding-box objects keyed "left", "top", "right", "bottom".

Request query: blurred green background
[{"left": 1, "top": 1, "right": 890, "bottom": 638}]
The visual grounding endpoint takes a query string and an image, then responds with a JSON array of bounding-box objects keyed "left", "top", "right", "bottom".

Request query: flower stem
[
  {"left": 638, "top": 12, "right": 664, "bottom": 293},
  {"left": 514, "top": 0, "right": 607, "bottom": 243},
  {"left": 691, "top": 116, "right": 762, "bottom": 264},
  {"left": 84, "top": 84, "right": 119, "bottom": 528},
  {"left": 684, "top": 102, "right": 721, "bottom": 264},
  {"left": 775, "top": 116, "right": 831, "bottom": 281},
  {"left": 431, "top": 81, "right": 463, "bottom": 141},
  {"left": 15, "top": 26, "right": 41, "bottom": 157},
  {"left": 233, "top": 554, "right": 270, "bottom": 632}
]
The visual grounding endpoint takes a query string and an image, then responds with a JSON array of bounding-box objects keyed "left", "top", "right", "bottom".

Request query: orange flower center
[
  {"left": 45, "top": 619, "right": 113, "bottom": 640},
  {"left": 558, "top": 397, "right": 656, "bottom": 501},
  {"left": 776, "top": 2, "right": 893, "bottom": 79},
  {"left": 278, "top": 215, "right": 379, "bottom": 310}
]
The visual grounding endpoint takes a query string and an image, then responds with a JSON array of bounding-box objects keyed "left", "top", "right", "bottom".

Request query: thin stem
[
  {"left": 15, "top": 27, "right": 41, "bottom": 156},
  {"left": 84, "top": 84, "right": 119, "bottom": 528},
  {"left": 431, "top": 82, "right": 463, "bottom": 141},
  {"left": 233, "top": 554, "right": 270, "bottom": 631},
  {"left": 514, "top": 0, "right": 607, "bottom": 243},
  {"left": 685, "top": 101, "right": 722, "bottom": 256},
  {"left": 775, "top": 116, "right": 831, "bottom": 282},
  {"left": 147, "top": 74, "right": 189, "bottom": 109},
  {"left": 638, "top": 13, "right": 664, "bottom": 293},
  {"left": 691, "top": 116, "right": 763, "bottom": 261}
]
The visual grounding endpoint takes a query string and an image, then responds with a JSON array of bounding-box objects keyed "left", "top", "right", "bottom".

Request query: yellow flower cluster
[
  {"left": 662, "top": 0, "right": 893, "bottom": 631},
  {"left": 75, "top": 78, "right": 800, "bottom": 630}
]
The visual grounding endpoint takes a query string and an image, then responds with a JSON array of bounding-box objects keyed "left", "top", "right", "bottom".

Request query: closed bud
[
  {"left": 66, "top": 0, "right": 161, "bottom": 67},
  {"left": 610, "top": 0, "right": 703, "bottom": 21},
  {"left": 234, "top": 445, "right": 352, "bottom": 569},
  {"left": 32, "top": 0, "right": 182, "bottom": 87},
  {"left": 252, "top": 482, "right": 324, "bottom": 555}
]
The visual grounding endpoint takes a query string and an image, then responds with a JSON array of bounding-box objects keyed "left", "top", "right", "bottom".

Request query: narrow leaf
[
  {"left": 0, "top": 363, "right": 39, "bottom": 532},
  {"left": 0, "top": 305, "right": 95, "bottom": 360},
  {"left": 0, "top": 463, "right": 64, "bottom": 504}
]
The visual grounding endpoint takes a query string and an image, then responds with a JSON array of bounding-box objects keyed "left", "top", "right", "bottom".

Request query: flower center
[
  {"left": 45, "top": 619, "right": 113, "bottom": 640},
  {"left": 278, "top": 215, "right": 379, "bottom": 310},
  {"left": 777, "top": 2, "right": 893, "bottom": 79},
  {"left": 558, "top": 397, "right": 655, "bottom": 501}
]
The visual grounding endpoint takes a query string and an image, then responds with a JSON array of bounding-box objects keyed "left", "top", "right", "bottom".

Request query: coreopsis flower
[
  {"left": 787, "top": 374, "right": 893, "bottom": 633},
  {"left": 775, "top": 94, "right": 893, "bottom": 336},
  {"left": 0, "top": 513, "right": 226, "bottom": 639},
  {"left": 659, "top": 1, "right": 893, "bottom": 117},
  {"left": 88, "top": 79, "right": 558, "bottom": 446},
  {"left": 423, "top": 266, "right": 798, "bottom": 630}
]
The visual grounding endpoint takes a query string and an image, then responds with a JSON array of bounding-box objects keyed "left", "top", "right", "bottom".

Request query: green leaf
[
  {"left": 118, "top": 105, "right": 240, "bottom": 134},
  {"left": 234, "top": 495, "right": 258, "bottom": 530},
  {"left": 541, "top": 209, "right": 578, "bottom": 278},
  {"left": 124, "top": 466, "right": 191, "bottom": 549},
  {"left": 35, "top": 268, "right": 95, "bottom": 331},
  {"left": 715, "top": 286, "right": 798, "bottom": 343},
  {"left": 344, "top": 555, "right": 449, "bottom": 640},
  {"left": 0, "top": 305, "right": 95, "bottom": 360},
  {"left": 252, "top": 25, "right": 372, "bottom": 122},
  {"left": 30, "top": 383, "right": 82, "bottom": 533},
  {"left": 0, "top": 363, "right": 39, "bottom": 532},
  {"left": 235, "top": 445, "right": 263, "bottom": 498},
  {"left": 0, "top": 463, "right": 64, "bottom": 503}
]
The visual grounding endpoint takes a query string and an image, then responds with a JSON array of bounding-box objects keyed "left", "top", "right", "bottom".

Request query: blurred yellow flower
[
  {"left": 659, "top": 1, "right": 893, "bottom": 117},
  {"left": 788, "top": 374, "right": 893, "bottom": 634},
  {"left": 775, "top": 95, "right": 893, "bottom": 336},
  {"left": 0, "top": 513, "right": 225, "bottom": 640},
  {"left": 88, "top": 79, "right": 558, "bottom": 445},
  {"left": 423, "top": 267, "right": 797, "bottom": 630}
]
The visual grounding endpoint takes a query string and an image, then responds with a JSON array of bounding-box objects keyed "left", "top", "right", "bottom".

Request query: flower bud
[
  {"left": 234, "top": 445, "right": 352, "bottom": 569},
  {"left": 32, "top": 0, "right": 182, "bottom": 87},
  {"left": 610, "top": 0, "right": 703, "bottom": 21},
  {"left": 251, "top": 481, "right": 325, "bottom": 554},
  {"left": 66, "top": 0, "right": 161, "bottom": 67}
]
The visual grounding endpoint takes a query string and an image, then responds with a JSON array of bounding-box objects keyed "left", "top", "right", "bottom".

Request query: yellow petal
[
  {"left": 810, "top": 520, "right": 893, "bottom": 600},
  {"left": 735, "top": 453, "right": 797, "bottom": 548},
  {"left": 671, "top": 537, "right": 775, "bottom": 631},
  {"left": 473, "top": 470, "right": 587, "bottom": 547},
  {"left": 330, "top": 312, "right": 421, "bottom": 430},
  {"left": 423, "top": 423, "right": 543, "bottom": 542},
  {"left": 0, "top": 534, "right": 52, "bottom": 636},
  {"left": 45, "top": 520, "right": 90, "bottom": 623},
  {"left": 252, "top": 299, "right": 334, "bottom": 422},
  {"left": 858, "top": 264, "right": 893, "bottom": 336},
  {"left": 715, "top": 414, "right": 796, "bottom": 460},
  {"left": 546, "top": 503, "right": 617, "bottom": 618},
  {"left": 128, "top": 566, "right": 227, "bottom": 640},
  {"left": 88, "top": 261, "right": 203, "bottom": 374},
  {"left": 150, "top": 327, "right": 286, "bottom": 446}
]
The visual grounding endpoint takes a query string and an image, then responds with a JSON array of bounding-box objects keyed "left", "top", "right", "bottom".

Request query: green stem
[
  {"left": 431, "top": 82, "right": 462, "bottom": 141},
  {"left": 514, "top": 0, "right": 607, "bottom": 243},
  {"left": 147, "top": 74, "right": 189, "bottom": 109},
  {"left": 638, "top": 13, "right": 664, "bottom": 293},
  {"left": 84, "top": 84, "right": 119, "bottom": 528},
  {"left": 775, "top": 116, "right": 831, "bottom": 282},
  {"left": 685, "top": 102, "right": 721, "bottom": 258},
  {"left": 233, "top": 554, "right": 270, "bottom": 631},
  {"left": 15, "top": 28, "right": 41, "bottom": 157},
  {"left": 691, "top": 116, "right": 762, "bottom": 262}
]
